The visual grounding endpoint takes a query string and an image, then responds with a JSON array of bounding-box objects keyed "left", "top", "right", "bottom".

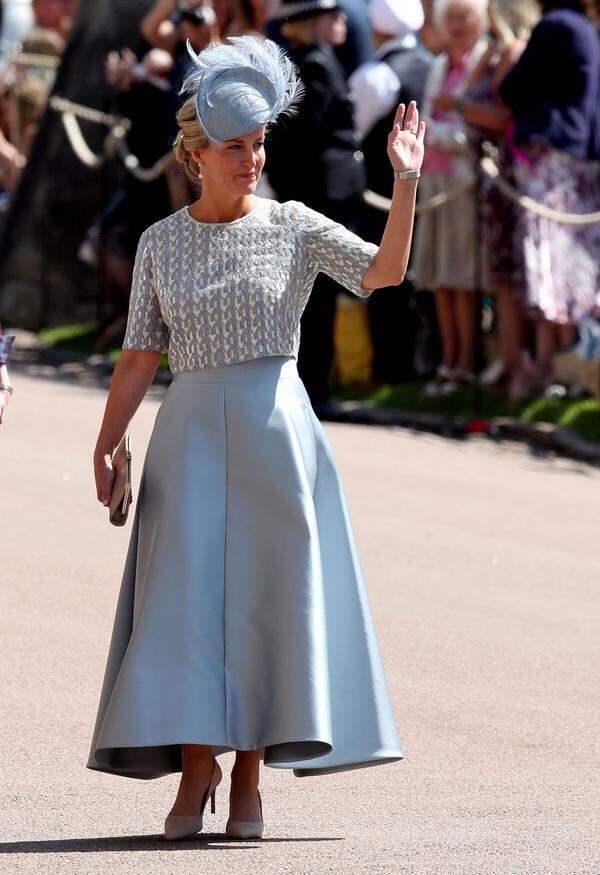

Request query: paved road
[{"left": 1, "top": 371, "right": 599, "bottom": 874}]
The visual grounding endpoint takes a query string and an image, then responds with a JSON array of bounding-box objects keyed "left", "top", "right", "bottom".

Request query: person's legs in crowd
[
  {"left": 536, "top": 320, "right": 576, "bottom": 382},
  {"left": 536, "top": 320, "right": 559, "bottom": 381},
  {"left": 489, "top": 283, "right": 526, "bottom": 389},
  {"left": 510, "top": 319, "right": 576, "bottom": 397},
  {"left": 435, "top": 287, "right": 457, "bottom": 371},
  {"left": 297, "top": 273, "right": 340, "bottom": 412},
  {"left": 367, "top": 282, "right": 418, "bottom": 385},
  {"left": 455, "top": 289, "right": 477, "bottom": 380},
  {"left": 423, "top": 287, "right": 460, "bottom": 396}
]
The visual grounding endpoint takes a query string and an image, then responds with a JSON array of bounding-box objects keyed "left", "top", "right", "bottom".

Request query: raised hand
[{"left": 387, "top": 101, "right": 426, "bottom": 174}]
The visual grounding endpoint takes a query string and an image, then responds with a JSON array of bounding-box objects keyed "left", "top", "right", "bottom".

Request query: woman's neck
[
  {"left": 448, "top": 44, "right": 474, "bottom": 66},
  {"left": 188, "top": 186, "right": 260, "bottom": 224}
]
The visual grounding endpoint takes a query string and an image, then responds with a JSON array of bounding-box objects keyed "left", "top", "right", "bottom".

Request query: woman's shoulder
[
  {"left": 139, "top": 209, "right": 186, "bottom": 245},
  {"left": 267, "top": 199, "right": 329, "bottom": 234},
  {"left": 533, "top": 9, "right": 597, "bottom": 49}
]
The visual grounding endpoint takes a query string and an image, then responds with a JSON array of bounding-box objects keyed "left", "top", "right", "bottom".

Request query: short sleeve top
[{"left": 121, "top": 198, "right": 378, "bottom": 372}]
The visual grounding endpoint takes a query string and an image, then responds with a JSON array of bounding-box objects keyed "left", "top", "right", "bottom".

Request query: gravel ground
[{"left": 1, "top": 372, "right": 599, "bottom": 874}]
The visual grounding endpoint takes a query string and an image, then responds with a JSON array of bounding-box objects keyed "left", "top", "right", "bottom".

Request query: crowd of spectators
[
  {"left": 0, "top": 0, "right": 76, "bottom": 214},
  {"left": 2, "top": 0, "right": 600, "bottom": 413}
]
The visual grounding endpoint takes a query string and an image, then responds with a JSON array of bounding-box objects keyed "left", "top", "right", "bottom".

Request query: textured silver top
[{"left": 122, "top": 198, "right": 378, "bottom": 372}]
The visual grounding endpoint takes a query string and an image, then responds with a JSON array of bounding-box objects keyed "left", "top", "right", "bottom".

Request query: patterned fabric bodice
[{"left": 122, "top": 198, "right": 378, "bottom": 372}]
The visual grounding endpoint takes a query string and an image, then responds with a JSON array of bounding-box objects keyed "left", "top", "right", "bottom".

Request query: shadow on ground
[{"left": 0, "top": 834, "right": 344, "bottom": 854}]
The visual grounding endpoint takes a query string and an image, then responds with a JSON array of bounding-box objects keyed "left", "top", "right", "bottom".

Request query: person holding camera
[
  {"left": 141, "top": 0, "right": 221, "bottom": 56},
  {"left": 141, "top": 0, "right": 222, "bottom": 208}
]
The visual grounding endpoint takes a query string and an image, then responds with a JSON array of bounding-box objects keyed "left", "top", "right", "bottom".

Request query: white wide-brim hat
[{"left": 180, "top": 36, "right": 304, "bottom": 144}]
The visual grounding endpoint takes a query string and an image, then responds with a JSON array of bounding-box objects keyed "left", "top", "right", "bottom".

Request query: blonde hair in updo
[{"left": 173, "top": 96, "right": 209, "bottom": 183}]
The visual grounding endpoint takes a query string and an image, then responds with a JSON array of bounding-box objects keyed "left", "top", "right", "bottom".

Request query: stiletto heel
[
  {"left": 226, "top": 788, "right": 264, "bottom": 839},
  {"left": 164, "top": 759, "right": 221, "bottom": 841}
]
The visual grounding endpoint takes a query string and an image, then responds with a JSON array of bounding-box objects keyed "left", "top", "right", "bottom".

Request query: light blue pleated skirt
[{"left": 87, "top": 355, "right": 403, "bottom": 779}]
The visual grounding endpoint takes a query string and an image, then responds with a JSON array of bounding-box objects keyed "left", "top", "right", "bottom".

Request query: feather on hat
[{"left": 180, "top": 36, "right": 304, "bottom": 143}]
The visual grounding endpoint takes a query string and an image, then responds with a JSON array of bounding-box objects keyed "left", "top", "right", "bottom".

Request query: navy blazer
[
  {"left": 499, "top": 9, "right": 600, "bottom": 160},
  {"left": 266, "top": 43, "right": 365, "bottom": 212}
]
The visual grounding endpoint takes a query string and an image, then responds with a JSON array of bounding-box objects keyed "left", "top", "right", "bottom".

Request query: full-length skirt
[{"left": 87, "top": 355, "right": 403, "bottom": 779}]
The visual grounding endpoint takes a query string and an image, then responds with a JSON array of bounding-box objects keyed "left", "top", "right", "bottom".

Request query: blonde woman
[
  {"left": 88, "top": 37, "right": 424, "bottom": 839},
  {"left": 413, "top": 0, "right": 488, "bottom": 396},
  {"left": 432, "top": 0, "right": 541, "bottom": 395}
]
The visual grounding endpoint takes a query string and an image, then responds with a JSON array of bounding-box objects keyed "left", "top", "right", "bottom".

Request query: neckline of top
[{"left": 182, "top": 198, "right": 270, "bottom": 228}]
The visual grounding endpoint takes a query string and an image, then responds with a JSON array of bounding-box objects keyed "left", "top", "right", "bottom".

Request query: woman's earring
[{"left": 198, "top": 164, "right": 203, "bottom": 179}]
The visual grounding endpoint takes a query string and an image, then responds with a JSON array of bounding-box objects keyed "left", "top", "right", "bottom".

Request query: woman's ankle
[
  {"left": 181, "top": 745, "right": 216, "bottom": 777},
  {"left": 231, "top": 760, "right": 260, "bottom": 788}
]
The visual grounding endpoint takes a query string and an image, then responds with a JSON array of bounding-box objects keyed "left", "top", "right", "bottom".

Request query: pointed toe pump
[
  {"left": 225, "top": 788, "right": 264, "bottom": 839},
  {"left": 164, "top": 760, "right": 221, "bottom": 841}
]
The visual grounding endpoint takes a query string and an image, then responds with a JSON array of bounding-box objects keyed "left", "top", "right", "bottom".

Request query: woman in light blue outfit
[{"left": 90, "top": 36, "right": 425, "bottom": 840}]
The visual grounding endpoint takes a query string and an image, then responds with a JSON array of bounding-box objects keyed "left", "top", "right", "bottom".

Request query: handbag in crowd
[{"left": 109, "top": 432, "right": 132, "bottom": 526}]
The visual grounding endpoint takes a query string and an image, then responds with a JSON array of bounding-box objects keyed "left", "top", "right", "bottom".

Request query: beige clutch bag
[{"left": 109, "top": 432, "right": 132, "bottom": 526}]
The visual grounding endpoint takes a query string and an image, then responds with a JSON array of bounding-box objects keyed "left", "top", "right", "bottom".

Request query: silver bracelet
[
  {"left": 393, "top": 169, "right": 421, "bottom": 181},
  {"left": 0, "top": 382, "right": 13, "bottom": 394}
]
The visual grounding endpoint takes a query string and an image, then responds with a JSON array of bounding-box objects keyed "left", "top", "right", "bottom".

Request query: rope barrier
[
  {"left": 364, "top": 177, "right": 476, "bottom": 215},
  {"left": 480, "top": 156, "right": 600, "bottom": 226},
  {"left": 60, "top": 112, "right": 122, "bottom": 168},
  {"left": 49, "top": 95, "right": 127, "bottom": 129},
  {"left": 365, "top": 153, "right": 600, "bottom": 225},
  {"left": 7, "top": 52, "right": 60, "bottom": 69},
  {"left": 116, "top": 138, "right": 175, "bottom": 182},
  {"left": 50, "top": 96, "right": 174, "bottom": 180},
  {"left": 46, "top": 95, "right": 600, "bottom": 218}
]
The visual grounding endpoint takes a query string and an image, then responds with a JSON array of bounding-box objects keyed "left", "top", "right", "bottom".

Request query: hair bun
[{"left": 173, "top": 98, "right": 207, "bottom": 183}]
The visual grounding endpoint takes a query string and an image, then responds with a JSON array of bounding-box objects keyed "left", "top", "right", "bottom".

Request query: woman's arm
[
  {"left": 93, "top": 349, "right": 162, "bottom": 506},
  {"left": 433, "top": 92, "right": 511, "bottom": 133},
  {"left": 460, "top": 99, "right": 512, "bottom": 132},
  {"left": 140, "top": 0, "right": 180, "bottom": 53},
  {"left": 362, "top": 101, "right": 425, "bottom": 289}
]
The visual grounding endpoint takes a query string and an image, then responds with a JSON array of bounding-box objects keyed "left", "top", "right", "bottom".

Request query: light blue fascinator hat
[{"left": 179, "top": 36, "right": 304, "bottom": 143}]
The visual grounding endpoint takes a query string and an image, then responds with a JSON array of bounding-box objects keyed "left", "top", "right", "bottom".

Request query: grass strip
[{"left": 39, "top": 322, "right": 600, "bottom": 444}]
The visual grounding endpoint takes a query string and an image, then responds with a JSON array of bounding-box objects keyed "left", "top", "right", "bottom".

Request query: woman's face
[
  {"left": 443, "top": 1, "right": 484, "bottom": 53},
  {"left": 314, "top": 10, "right": 348, "bottom": 46},
  {"left": 193, "top": 126, "right": 266, "bottom": 194}
]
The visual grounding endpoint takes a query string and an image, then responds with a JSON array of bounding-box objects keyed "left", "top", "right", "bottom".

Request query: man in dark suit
[
  {"left": 350, "top": 0, "right": 432, "bottom": 384},
  {"left": 268, "top": 0, "right": 367, "bottom": 413}
]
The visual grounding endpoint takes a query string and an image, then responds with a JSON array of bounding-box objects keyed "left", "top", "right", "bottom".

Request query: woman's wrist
[
  {"left": 393, "top": 169, "right": 421, "bottom": 180},
  {"left": 94, "top": 441, "right": 116, "bottom": 461},
  {"left": 392, "top": 175, "right": 419, "bottom": 188}
]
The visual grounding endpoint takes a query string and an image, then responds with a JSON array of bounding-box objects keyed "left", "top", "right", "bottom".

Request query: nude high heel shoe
[
  {"left": 225, "top": 788, "right": 264, "bottom": 839},
  {"left": 164, "top": 759, "right": 221, "bottom": 841}
]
